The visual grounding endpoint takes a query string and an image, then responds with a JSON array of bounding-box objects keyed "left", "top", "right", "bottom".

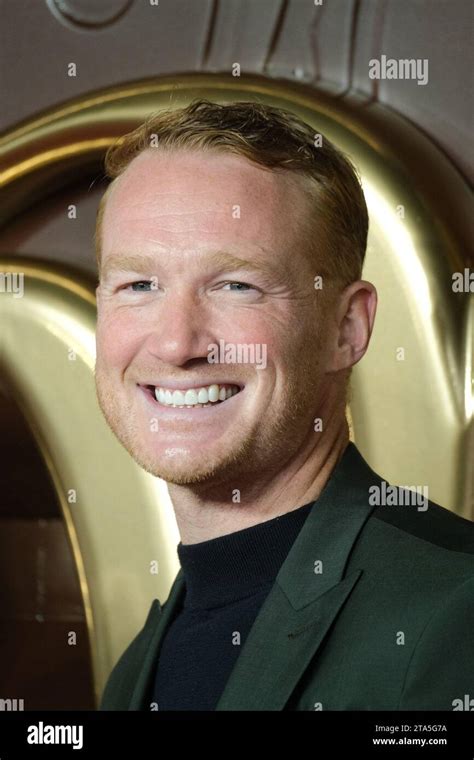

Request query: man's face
[{"left": 95, "top": 148, "right": 334, "bottom": 486}]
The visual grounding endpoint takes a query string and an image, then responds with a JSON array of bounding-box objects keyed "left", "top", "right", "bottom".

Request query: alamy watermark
[
  {"left": 0, "top": 271, "right": 24, "bottom": 298},
  {"left": 452, "top": 694, "right": 474, "bottom": 710},
  {"left": 0, "top": 697, "right": 24, "bottom": 710},
  {"left": 207, "top": 340, "right": 267, "bottom": 370},
  {"left": 369, "top": 481, "right": 429, "bottom": 511},
  {"left": 369, "top": 55, "right": 429, "bottom": 86},
  {"left": 27, "top": 721, "right": 83, "bottom": 750},
  {"left": 452, "top": 268, "right": 473, "bottom": 292}
]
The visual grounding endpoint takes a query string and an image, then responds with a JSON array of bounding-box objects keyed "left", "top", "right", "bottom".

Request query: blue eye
[
  {"left": 128, "top": 281, "right": 153, "bottom": 292},
  {"left": 223, "top": 282, "right": 255, "bottom": 292}
]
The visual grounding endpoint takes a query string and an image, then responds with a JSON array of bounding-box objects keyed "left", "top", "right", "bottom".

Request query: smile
[{"left": 142, "top": 383, "right": 242, "bottom": 409}]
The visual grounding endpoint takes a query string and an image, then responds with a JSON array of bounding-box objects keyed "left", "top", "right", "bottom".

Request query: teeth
[
  {"left": 170, "top": 390, "right": 182, "bottom": 405},
  {"left": 153, "top": 383, "right": 240, "bottom": 408},
  {"left": 184, "top": 389, "right": 198, "bottom": 405},
  {"left": 198, "top": 388, "right": 208, "bottom": 404},
  {"left": 208, "top": 384, "right": 219, "bottom": 403}
]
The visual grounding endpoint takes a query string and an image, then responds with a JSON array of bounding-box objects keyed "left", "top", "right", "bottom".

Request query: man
[{"left": 94, "top": 99, "right": 474, "bottom": 711}]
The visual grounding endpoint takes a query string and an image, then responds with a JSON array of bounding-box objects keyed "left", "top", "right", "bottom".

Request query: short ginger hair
[{"left": 95, "top": 99, "right": 368, "bottom": 285}]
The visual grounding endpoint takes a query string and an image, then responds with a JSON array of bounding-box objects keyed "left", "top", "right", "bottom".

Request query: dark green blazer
[{"left": 100, "top": 443, "right": 474, "bottom": 711}]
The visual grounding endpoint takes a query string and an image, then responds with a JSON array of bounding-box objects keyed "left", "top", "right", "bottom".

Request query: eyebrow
[
  {"left": 101, "top": 254, "right": 161, "bottom": 279},
  {"left": 101, "top": 250, "right": 286, "bottom": 281}
]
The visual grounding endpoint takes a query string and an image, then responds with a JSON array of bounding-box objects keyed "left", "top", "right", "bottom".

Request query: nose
[{"left": 143, "top": 289, "right": 213, "bottom": 367}]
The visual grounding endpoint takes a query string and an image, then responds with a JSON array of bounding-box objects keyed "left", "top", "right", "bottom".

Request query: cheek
[
  {"left": 228, "top": 311, "right": 291, "bottom": 351},
  {"left": 96, "top": 309, "right": 142, "bottom": 368},
  {"left": 227, "top": 313, "right": 304, "bottom": 379}
]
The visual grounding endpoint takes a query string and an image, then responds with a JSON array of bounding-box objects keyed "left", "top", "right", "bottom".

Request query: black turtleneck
[{"left": 152, "top": 501, "right": 314, "bottom": 710}]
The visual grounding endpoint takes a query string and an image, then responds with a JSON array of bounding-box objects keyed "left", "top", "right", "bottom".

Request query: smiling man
[{"left": 95, "top": 99, "right": 474, "bottom": 711}]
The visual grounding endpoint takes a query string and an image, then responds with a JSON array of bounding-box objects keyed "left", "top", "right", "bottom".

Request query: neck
[{"left": 167, "top": 404, "right": 350, "bottom": 545}]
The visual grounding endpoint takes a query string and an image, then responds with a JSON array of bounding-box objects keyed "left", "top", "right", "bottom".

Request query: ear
[{"left": 327, "top": 280, "right": 377, "bottom": 373}]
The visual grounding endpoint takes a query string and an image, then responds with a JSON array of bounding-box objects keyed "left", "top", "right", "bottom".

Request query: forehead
[{"left": 101, "top": 148, "right": 311, "bottom": 257}]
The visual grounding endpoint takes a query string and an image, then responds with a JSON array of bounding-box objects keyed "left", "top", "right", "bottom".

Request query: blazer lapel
[
  {"left": 128, "top": 568, "right": 186, "bottom": 710},
  {"left": 216, "top": 443, "right": 378, "bottom": 710}
]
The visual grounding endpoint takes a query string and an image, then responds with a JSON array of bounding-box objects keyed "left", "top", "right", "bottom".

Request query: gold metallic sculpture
[
  {"left": 0, "top": 258, "right": 180, "bottom": 706},
  {"left": 0, "top": 75, "right": 472, "bottom": 704}
]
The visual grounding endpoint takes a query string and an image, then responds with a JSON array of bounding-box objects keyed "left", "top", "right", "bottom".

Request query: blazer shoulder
[
  {"left": 99, "top": 599, "right": 161, "bottom": 711},
  {"left": 371, "top": 495, "right": 474, "bottom": 557},
  {"left": 348, "top": 444, "right": 474, "bottom": 558}
]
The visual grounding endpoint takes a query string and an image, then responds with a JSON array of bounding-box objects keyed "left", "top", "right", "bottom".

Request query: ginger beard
[{"left": 94, "top": 333, "right": 327, "bottom": 487}]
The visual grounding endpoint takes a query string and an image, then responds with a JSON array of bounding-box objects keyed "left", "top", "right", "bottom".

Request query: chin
[
  {"left": 129, "top": 449, "right": 223, "bottom": 485},
  {"left": 128, "top": 432, "right": 257, "bottom": 486}
]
